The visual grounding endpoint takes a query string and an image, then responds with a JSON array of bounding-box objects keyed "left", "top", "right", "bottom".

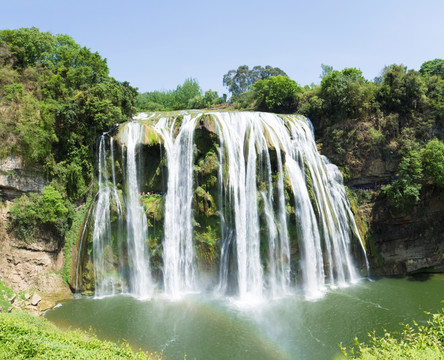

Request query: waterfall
[
  {"left": 85, "top": 111, "right": 368, "bottom": 300},
  {"left": 92, "top": 135, "right": 117, "bottom": 296},
  {"left": 121, "top": 122, "right": 152, "bottom": 298},
  {"left": 155, "top": 114, "right": 199, "bottom": 297}
]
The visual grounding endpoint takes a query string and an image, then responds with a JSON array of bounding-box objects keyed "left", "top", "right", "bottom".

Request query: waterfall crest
[{"left": 77, "top": 111, "right": 368, "bottom": 300}]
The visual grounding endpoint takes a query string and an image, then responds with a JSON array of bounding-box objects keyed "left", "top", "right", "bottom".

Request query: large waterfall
[{"left": 75, "top": 111, "right": 368, "bottom": 300}]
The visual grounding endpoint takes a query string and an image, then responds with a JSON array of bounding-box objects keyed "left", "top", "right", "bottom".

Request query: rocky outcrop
[
  {"left": 0, "top": 202, "right": 71, "bottom": 314},
  {"left": 360, "top": 186, "right": 444, "bottom": 276},
  {"left": 0, "top": 155, "right": 46, "bottom": 199}
]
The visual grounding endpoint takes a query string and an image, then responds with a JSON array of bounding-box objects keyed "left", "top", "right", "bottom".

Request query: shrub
[
  {"left": 382, "top": 150, "right": 422, "bottom": 211},
  {"left": 421, "top": 139, "right": 444, "bottom": 187},
  {"left": 340, "top": 306, "right": 444, "bottom": 359},
  {"left": 252, "top": 75, "right": 303, "bottom": 113},
  {"left": 8, "top": 185, "right": 69, "bottom": 242}
]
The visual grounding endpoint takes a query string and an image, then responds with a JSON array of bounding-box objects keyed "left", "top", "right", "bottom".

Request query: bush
[
  {"left": 252, "top": 75, "right": 303, "bottom": 113},
  {"left": 8, "top": 185, "right": 69, "bottom": 242},
  {"left": 421, "top": 139, "right": 444, "bottom": 187},
  {"left": 340, "top": 305, "right": 444, "bottom": 359},
  {"left": 382, "top": 150, "right": 422, "bottom": 211}
]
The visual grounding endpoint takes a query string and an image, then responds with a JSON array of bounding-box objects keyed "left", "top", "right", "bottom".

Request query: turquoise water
[{"left": 46, "top": 274, "right": 444, "bottom": 360}]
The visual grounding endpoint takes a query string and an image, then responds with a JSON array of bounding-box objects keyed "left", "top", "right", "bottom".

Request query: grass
[
  {"left": 0, "top": 312, "right": 160, "bottom": 359},
  {"left": 0, "top": 280, "right": 15, "bottom": 313}
]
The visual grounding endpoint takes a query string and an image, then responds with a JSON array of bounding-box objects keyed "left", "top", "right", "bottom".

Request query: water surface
[{"left": 46, "top": 274, "right": 444, "bottom": 360}]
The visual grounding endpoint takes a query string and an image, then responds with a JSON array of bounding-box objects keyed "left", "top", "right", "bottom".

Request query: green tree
[
  {"left": 173, "top": 78, "right": 202, "bottom": 109},
  {"left": 421, "top": 139, "right": 444, "bottom": 187},
  {"left": 377, "top": 64, "right": 427, "bottom": 115},
  {"left": 0, "top": 28, "right": 137, "bottom": 201},
  {"left": 420, "top": 58, "right": 444, "bottom": 78},
  {"left": 223, "top": 65, "right": 287, "bottom": 99},
  {"left": 320, "top": 67, "right": 374, "bottom": 120},
  {"left": 383, "top": 150, "right": 423, "bottom": 211},
  {"left": 252, "top": 76, "right": 303, "bottom": 113}
]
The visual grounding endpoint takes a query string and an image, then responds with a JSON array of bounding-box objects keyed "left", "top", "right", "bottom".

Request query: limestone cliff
[
  {"left": 0, "top": 156, "right": 46, "bottom": 199},
  {"left": 358, "top": 186, "right": 444, "bottom": 276},
  {"left": 0, "top": 202, "right": 71, "bottom": 314}
]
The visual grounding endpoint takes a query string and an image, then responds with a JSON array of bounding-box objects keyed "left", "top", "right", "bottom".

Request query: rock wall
[
  {"left": 359, "top": 186, "right": 444, "bottom": 276},
  {"left": 0, "top": 202, "right": 71, "bottom": 314},
  {"left": 0, "top": 155, "right": 46, "bottom": 199}
]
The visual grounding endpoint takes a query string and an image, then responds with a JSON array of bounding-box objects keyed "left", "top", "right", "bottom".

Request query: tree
[
  {"left": 173, "top": 78, "right": 202, "bottom": 109},
  {"left": 383, "top": 150, "right": 423, "bottom": 211},
  {"left": 320, "top": 67, "right": 374, "bottom": 120},
  {"left": 223, "top": 65, "right": 287, "bottom": 99},
  {"left": 0, "top": 28, "right": 138, "bottom": 201},
  {"left": 376, "top": 64, "right": 427, "bottom": 115},
  {"left": 421, "top": 139, "right": 444, "bottom": 187},
  {"left": 420, "top": 58, "right": 444, "bottom": 78},
  {"left": 252, "top": 76, "right": 302, "bottom": 113}
]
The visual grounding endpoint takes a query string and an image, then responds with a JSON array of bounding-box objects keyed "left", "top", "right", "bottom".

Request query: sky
[{"left": 2, "top": 0, "right": 444, "bottom": 95}]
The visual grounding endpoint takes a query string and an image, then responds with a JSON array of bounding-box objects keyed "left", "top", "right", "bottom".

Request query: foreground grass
[
  {"left": 340, "top": 305, "right": 444, "bottom": 359},
  {"left": 0, "top": 312, "right": 159, "bottom": 359}
]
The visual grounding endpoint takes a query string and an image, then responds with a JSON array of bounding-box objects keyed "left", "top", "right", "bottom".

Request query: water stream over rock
[{"left": 74, "top": 111, "right": 368, "bottom": 300}]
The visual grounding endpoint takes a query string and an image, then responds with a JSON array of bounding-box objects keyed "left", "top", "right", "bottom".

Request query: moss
[
  {"left": 141, "top": 124, "right": 160, "bottom": 145},
  {"left": 345, "top": 187, "right": 369, "bottom": 248},
  {"left": 304, "top": 162, "right": 320, "bottom": 220},
  {"left": 194, "top": 225, "right": 219, "bottom": 273},
  {"left": 194, "top": 186, "right": 216, "bottom": 217},
  {"left": 63, "top": 196, "right": 93, "bottom": 285}
]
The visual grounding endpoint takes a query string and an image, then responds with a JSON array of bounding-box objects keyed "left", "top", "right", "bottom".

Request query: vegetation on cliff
[
  {"left": 0, "top": 27, "right": 137, "bottom": 202},
  {"left": 0, "top": 27, "right": 138, "bottom": 252}
]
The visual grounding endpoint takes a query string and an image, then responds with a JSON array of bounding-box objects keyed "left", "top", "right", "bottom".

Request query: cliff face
[
  {"left": 361, "top": 186, "right": 444, "bottom": 276},
  {"left": 0, "top": 156, "right": 46, "bottom": 199},
  {"left": 0, "top": 202, "right": 71, "bottom": 314}
]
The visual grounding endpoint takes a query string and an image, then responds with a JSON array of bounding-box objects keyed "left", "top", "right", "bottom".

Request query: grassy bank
[{"left": 0, "top": 312, "right": 159, "bottom": 360}]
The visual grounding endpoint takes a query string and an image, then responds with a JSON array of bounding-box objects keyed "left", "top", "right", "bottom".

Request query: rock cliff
[
  {"left": 0, "top": 202, "right": 71, "bottom": 314},
  {"left": 0, "top": 156, "right": 46, "bottom": 199},
  {"left": 360, "top": 186, "right": 444, "bottom": 276}
]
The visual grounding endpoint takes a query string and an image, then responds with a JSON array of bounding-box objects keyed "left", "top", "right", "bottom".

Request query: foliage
[
  {"left": 420, "top": 139, "right": 444, "bottom": 187},
  {"left": 223, "top": 65, "right": 287, "bottom": 99},
  {"left": 420, "top": 58, "right": 444, "bottom": 78},
  {"left": 0, "top": 27, "right": 137, "bottom": 201},
  {"left": 252, "top": 76, "right": 303, "bottom": 113},
  {"left": 136, "top": 78, "right": 223, "bottom": 111},
  {"left": 0, "top": 280, "right": 15, "bottom": 313},
  {"left": 376, "top": 64, "right": 427, "bottom": 116},
  {"left": 8, "top": 186, "right": 69, "bottom": 242},
  {"left": 0, "top": 312, "right": 158, "bottom": 359},
  {"left": 382, "top": 150, "right": 423, "bottom": 211},
  {"left": 63, "top": 196, "right": 93, "bottom": 284},
  {"left": 340, "top": 305, "right": 444, "bottom": 359},
  {"left": 319, "top": 67, "right": 375, "bottom": 121}
]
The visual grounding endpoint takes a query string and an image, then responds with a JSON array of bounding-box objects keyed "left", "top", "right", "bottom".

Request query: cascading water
[
  {"left": 155, "top": 114, "right": 200, "bottom": 297},
  {"left": 79, "top": 111, "right": 368, "bottom": 301},
  {"left": 121, "top": 122, "right": 152, "bottom": 298}
]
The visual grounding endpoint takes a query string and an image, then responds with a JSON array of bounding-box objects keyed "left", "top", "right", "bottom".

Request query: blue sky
[{"left": 3, "top": 0, "right": 443, "bottom": 95}]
